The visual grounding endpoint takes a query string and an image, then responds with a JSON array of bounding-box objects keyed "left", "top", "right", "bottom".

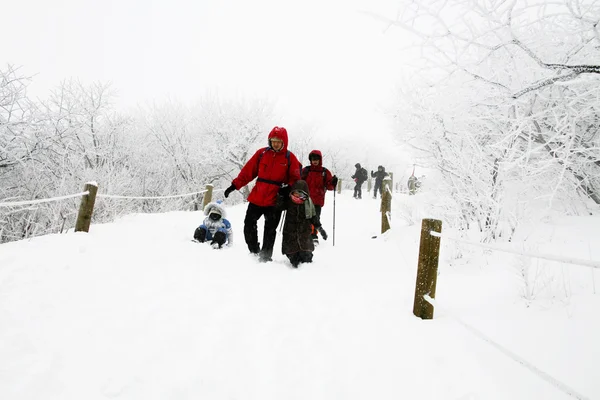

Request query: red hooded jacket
[
  {"left": 232, "top": 127, "right": 301, "bottom": 207},
  {"left": 301, "top": 150, "right": 335, "bottom": 207}
]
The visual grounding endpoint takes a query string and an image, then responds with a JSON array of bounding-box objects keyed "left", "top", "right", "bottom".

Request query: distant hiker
[
  {"left": 281, "top": 180, "right": 327, "bottom": 268},
  {"left": 371, "top": 165, "right": 389, "bottom": 199},
  {"left": 193, "top": 201, "right": 233, "bottom": 249},
  {"left": 351, "top": 163, "right": 368, "bottom": 199},
  {"left": 301, "top": 150, "right": 337, "bottom": 245},
  {"left": 223, "top": 126, "right": 301, "bottom": 262},
  {"left": 408, "top": 175, "right": 418, "bottom": 195}
]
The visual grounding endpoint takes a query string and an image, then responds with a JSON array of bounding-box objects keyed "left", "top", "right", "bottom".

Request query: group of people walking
[
  {"left": 195, "top": 126, "right": 338, "bottom": 268},
  {"left": 351, "top": 164, "right": 389, "bottom": 200}
]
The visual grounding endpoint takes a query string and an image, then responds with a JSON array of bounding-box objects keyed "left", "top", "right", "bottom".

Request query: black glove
[
  {"left": 371, "top": 170, "right": 374, "bottom": 175},
  {"left": 317, "top": 226, "right": 328, "bottom": 241},
  {"left": 331, "top": 175, "right": 338, "bottom": 187},
  {"left": 224, "top": 184, "right": 236, "bottom": 198}
]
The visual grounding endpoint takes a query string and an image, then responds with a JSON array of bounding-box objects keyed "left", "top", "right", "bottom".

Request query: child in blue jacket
[{"left": 193, "top": 201, "right": 233, "bottom": 249}]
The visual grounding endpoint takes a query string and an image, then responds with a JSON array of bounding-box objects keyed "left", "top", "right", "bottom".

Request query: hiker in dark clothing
[
  {"left": 281, "top": 180, "right": 327, "bottom": 268},
  {"left": 351, "top": 163, "right": 368, "bottom": 199},
  {"left": 371, "top": 165, "right": 389, "bottom": 199}
]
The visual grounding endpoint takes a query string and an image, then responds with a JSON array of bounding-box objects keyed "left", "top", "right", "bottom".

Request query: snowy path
[{"left": 1, "top": 191, "right": 598, "bottom": 399}]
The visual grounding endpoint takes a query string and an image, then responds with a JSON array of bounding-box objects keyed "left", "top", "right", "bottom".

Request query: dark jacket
[
  {"left": 371, "top": 166, "right": 389, "bottom": 184},
  {"left": 352, "top": 163, "right": 368, "bottom": 184},
  {"left": 281, "top": 180, "right": 322, "bottom": 255},
  {"left": 301, "top": 150, "right": 335, "bottom": 207},
  {"left": 231, "top": 127, "right": 301, "bottom": 207}
]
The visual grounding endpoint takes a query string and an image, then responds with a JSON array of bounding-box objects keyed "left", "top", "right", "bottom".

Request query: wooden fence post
[
  {"left": 380, "top": 178, "right": 392, "bottom": 234},
  {"left": 413, "top": 218, "right": 442, "bottom": 319},
  {"left": 75, "top": 182, "right": 98, "bottom": 233},
  {"left": 202, "top": 184, "right": 214, "bottom": 210},
  {"left": 337, "top": 179, "right": 342, "bottom": 194}
]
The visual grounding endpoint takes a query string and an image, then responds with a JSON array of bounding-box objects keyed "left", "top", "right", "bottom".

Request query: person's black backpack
[{"left": 359, "top": 168, "right": 368, "bottom": 181}]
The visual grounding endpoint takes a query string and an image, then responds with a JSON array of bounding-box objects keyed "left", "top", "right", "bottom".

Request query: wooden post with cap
[
  {"left": 380, "top": 178, "right": 392, "bottom": 234},
  {"left": 413, "top": 218, "right": 442, "bottom": 319},
  {"left": 75, "top": 182, "right": 98, "bottom": 233}
]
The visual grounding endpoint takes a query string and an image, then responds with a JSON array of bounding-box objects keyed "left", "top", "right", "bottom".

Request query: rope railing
[
  {"left": 0, "top": 191, "right": 90, "bottom": 208},
  {"left": 98, "top": 190, "right": 208, "bottom": 200},
  {"left": 1, "top": 182, "right": 223, "bottom": 235},
  {"left": 429, "top": 231, "right": 600, "bottom": 270},
  {"left": 423, "top": 295, "right": 591, "bottom": 400}
]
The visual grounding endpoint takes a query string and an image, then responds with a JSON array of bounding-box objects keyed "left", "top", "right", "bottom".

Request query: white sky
[
  {"left": 1, "top": 188, "right": 598, "bottom": 398},
  {"left": 2, "top": 0, "right": 409, "bottom": 140}
]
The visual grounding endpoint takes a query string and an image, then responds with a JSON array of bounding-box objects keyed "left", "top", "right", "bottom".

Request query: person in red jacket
[
  {"left": 224, "top": 126, "right": 301, "bottom": 262},
  {"left": 300, "top": 150, "right": 338, "bottom": 244}
]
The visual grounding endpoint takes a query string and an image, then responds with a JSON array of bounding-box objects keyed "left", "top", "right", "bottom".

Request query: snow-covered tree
[{"left": 381, "top": 0, "right": 600, "bottom": 239}]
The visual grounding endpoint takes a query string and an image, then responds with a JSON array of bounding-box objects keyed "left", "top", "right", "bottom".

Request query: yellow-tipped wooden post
[
  {"left": 202, "top": 184, "right": 214, "bottom": 210},
  {"left": 380, "top": 178, "right": 392, "bottom": 234},
  {"left": 337, "top": 179, "right": 342, "bottom": 194},
  {"left": 75, "top": 182, "right": 98, "bottom": 233},
  {"left": 413, "top": 219, "right": 442, "bottom": 319}
]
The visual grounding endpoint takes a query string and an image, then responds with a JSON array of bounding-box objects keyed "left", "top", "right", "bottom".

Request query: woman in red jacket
[
  {"left": 224, "top": 126, "right": 301, "bottom": 262},
  {"left": 300, "top": 150, "right": 338, "bottom": 244}
]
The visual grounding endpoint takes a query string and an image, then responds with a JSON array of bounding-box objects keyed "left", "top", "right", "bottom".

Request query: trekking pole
[
  {"left": 278, "top": 210, "right": 286, "bottom": 232},
  {"left": 333, "top": 187, "right": 336, "bottom": 246}
]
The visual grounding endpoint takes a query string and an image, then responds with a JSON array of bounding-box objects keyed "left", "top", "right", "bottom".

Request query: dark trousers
[
  {"left": 311, "top": 205, "right": 322, "bottom": 239},
  {"left": 373, "top": 182, "right": 382, "bottom": 198},
  {"left": 354, "top": 181, "right": 364, "bottom": 198},
  {"left": 244, "top": 202, "right": 282, "bottom": 259},
  {"left": 287, "top": 251, "right": 313, "bottom": 267}
]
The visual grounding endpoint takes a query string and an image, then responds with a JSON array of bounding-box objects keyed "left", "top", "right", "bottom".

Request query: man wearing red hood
[
  {"left": 224, "top": 126, "right": 301, "bottom": 262},
  {"left": 300, "top": 150, "right": 338, "bottom": 244}
]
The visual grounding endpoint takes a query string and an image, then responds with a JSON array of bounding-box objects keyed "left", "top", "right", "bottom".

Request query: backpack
[
  {"left": 301, "top": 166, "right": 328, "bottom": 188},
  {"left": 359, "top": 168, "right": 368, "bottom": 181}
]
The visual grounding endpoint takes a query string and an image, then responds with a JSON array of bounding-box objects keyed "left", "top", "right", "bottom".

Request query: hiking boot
[
  {"left": 258, "top": 253, "right": 272, "bottom": 263},
  {"left": 249, "top": 242, "right": 260, "bottom": 255},
  {"left": 193, "top": 227, "right": 207, "bottom": 243}
]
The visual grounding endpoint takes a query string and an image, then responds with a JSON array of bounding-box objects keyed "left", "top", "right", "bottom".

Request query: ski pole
[
  {"left": 278, "top": 210, "right": 286, "bottom": 232},
  {"left": 333, "top": 186, "right": 336, "bottom": 246}
]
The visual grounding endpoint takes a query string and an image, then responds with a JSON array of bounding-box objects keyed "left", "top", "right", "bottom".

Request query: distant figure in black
[
  {"left": 351, "top": 163, "right": 368, "bottom": 199},
  {"left": 371, "top": 165, "right": 389, "bottom": 199}
]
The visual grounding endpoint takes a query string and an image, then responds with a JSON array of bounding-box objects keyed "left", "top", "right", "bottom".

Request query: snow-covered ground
[{"left": 1, "top": 189, "right": 599, "bottom": 399}]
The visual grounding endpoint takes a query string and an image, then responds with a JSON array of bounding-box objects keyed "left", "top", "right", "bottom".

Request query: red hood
[
  {"left": 268, "top": 126, "right": 288, "bottom": 152},
  {"left": 308, "top": 149, "right": 323, "bottom": 166}
]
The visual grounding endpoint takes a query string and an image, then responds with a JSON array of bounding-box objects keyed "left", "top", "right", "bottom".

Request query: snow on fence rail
[
  {"left": 0, "top": 182, "right": 219, "bottom": 233},
  {"left": 429, "top": 231, "right": 600, "bottom": 270}
]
